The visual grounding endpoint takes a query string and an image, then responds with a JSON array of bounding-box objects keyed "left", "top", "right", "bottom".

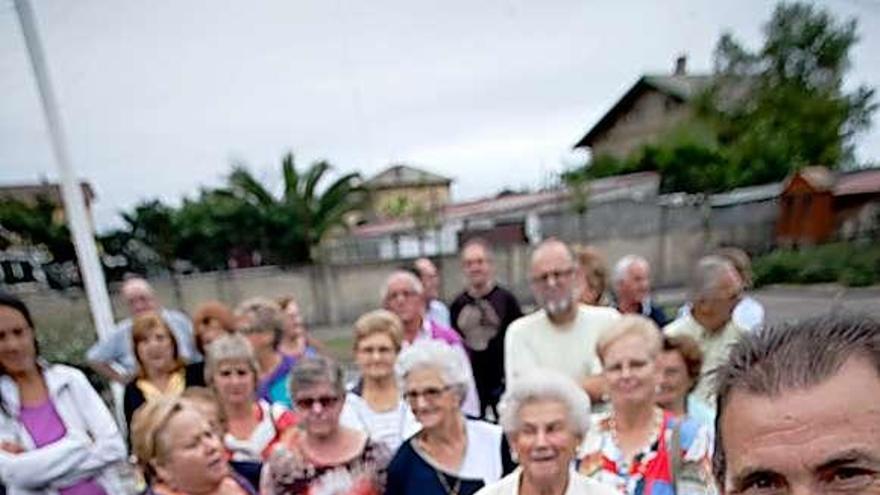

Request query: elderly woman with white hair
[
  {"left": 578, "top": 315, "right": 713, "bottom": 495},
  {"left": 476, "top": 370, "right": 617, "bottom": 495},
  {"left": 385, "top": 340, "right": 516, "bottom": 495}
]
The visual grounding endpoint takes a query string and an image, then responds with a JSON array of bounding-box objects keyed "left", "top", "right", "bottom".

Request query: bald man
[
  {"left": 504, "top": 239, "right": 620, "bottom": 401},
  {"left": 87, "top": 277, "right": 198, "bottom": 383}
]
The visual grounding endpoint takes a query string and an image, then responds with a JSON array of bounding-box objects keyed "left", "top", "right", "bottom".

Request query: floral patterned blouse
[
  {"left": 260, "top": 432, "right": 391, "bottom": 495},
  {"left": 578, "top": 409, "right": 715, "bottom": 495}
]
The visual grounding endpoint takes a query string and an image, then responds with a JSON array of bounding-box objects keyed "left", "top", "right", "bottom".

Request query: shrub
[{"left": 754, "top": 242, "right": 880, "bottom": 287}]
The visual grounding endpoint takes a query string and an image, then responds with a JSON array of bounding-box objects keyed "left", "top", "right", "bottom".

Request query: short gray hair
[
  {"left": 380, "top": 270, "right": 425, "bottom": 303},
  {"left": 396, "top": 339, "right": 470, "bottom": 403},
  {"left": 204, "top": 334, "right": 259, "bottom": 387},
  {"left": 612, "top": 254, "right": 648, "bottom": 285},
  {"left": 498, "top": 369, "right": 592, "bottom": 438},
  {"left": 689, "top": 255, "right": 735, "bottom": 302},
  {"left": 289, "top": 355, "right": 346, "bottom": 401},
  {"left": 713, "top": 313, "right": 880, "bottom": 485}
]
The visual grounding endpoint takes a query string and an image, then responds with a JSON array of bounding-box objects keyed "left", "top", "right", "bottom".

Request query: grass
[{"left": 321, "top": 334, "right": 355, "bottom": 365}]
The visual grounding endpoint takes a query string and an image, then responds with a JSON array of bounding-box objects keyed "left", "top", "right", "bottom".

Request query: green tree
[
  {"left": 173, "top": 189, "right": 264, "bottom": 271},
  {"left": 225, "top": 152, "right": 367, "bottom": 264},
  {"left": 0, "top": 195, "right": 75, "bottom": 264},
  {"left": 119, "top": 200, "right": 178, "bottom": 273},
  {"left": 701, "top": 2, "right": 876, "bottom": 181},
  {"left": 566, "top": 2, "right": 876, "bottom": 193}
]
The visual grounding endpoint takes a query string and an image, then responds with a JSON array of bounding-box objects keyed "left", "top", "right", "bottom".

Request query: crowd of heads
[{"left": 2, "top": 235, "right": 879, "bottom": 495}]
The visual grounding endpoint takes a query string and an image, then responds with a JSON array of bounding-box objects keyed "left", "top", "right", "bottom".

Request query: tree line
[
  {"left": 1, "top": 153, "right": 367, "bottom": 285},
  {"left": 563, "top": 2, "right": 877, "bottom": 194}
]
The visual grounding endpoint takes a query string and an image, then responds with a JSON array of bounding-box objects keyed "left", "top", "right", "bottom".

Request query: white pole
[{"left": 13, "top": 0, "right": 116, "bottom": 340}]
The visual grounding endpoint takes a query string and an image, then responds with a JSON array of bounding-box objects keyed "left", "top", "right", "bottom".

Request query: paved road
[{"left": 751, "top": 285, "right": 880, "bottom": 325}]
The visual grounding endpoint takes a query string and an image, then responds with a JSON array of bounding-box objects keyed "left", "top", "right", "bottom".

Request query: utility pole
[{"left": 14, "top": 0, "right": 116, "bottom": 341}]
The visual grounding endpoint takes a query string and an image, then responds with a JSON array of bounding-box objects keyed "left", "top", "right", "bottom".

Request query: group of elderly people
[
  {"left": 0, "top": 236, "right": 733, "bottom": 495},
  {"left": 0, "top": 296, "right": 717, "bottom": 495}
]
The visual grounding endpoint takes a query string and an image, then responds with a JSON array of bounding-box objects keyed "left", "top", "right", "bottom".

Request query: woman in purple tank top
[{"left": 0, "top": 292, "right": 127, "bottom": 495}]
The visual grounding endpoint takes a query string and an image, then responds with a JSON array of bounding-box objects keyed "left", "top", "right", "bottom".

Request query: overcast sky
[{"left": 1, "top": 0, "right": 878, "bottom": 231}]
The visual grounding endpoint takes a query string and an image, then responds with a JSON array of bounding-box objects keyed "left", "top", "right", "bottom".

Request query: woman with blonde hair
[
  {"left": 124, "top": 312, "right": 204, "bottom": 429},
  {"left": 339, "top": 309, "right": 419, "bottom": 453},
  {"left": 579, "top": 315, "right": 713, "bottom": 495},
  {"left": 205, "top": 334, "right": 297, "bottom": 490},
  {"left": 573, "top": 244, "right": 609, "bottom": 306},
  {"left": 131, "top": 396, "right": 256, "bottom": 494}
]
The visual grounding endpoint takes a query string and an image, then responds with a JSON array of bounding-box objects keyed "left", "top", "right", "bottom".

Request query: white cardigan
[{"left": 0, "top": 363, "right": 127, "bottom": 495}]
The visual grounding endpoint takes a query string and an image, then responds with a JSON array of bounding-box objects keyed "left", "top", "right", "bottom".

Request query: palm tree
[{"left": 226, "top": 152, "right": 367, "bottom": 264}]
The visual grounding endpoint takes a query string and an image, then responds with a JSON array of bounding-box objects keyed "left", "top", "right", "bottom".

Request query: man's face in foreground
[{"left": 720, "top": 356, "right": 880, "bottom": 494}]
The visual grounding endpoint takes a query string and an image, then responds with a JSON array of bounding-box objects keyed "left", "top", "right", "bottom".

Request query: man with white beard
[{"left": 504, "top": 239, "right": 620, "bottom": 401}]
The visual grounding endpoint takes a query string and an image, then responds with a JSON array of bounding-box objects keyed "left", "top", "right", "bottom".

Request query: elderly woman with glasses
[
  {"left": 339, "top": 310, "right": 419, "bottom": 453},
  {"left": 260, "top": 356, "right": 390, "bottom": 495},
  {"left": 578, "top": 316, "right": 713, "bottom": 495},
  {"left": 475, "top": 369, "right": 617, "bottom": 495},
  {"left": 386, "top": 340, "right": 516, "bottom": 495},
  {"left": 131, "top": 396, "right": 256, "bottom": 494}
]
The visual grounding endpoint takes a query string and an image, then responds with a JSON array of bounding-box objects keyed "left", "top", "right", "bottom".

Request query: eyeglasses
[
  {"left": 403, "top": 385, "right": 451, "bottom": 403},
  {"left": 294, "top": 395, "right": 340, "bottom": 410},
  {"left": 530, "top": 267, "right": 575, "bottom": 286},
  {"left": 357, "top": 345, "right": 396, "bottom": 356}
]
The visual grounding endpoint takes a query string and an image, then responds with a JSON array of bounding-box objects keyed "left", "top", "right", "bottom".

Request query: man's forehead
[
  {"left": 722, "top": 358, "right": 880, "bottom": 481},
  {"left": 123, "top": 280, "right": 154, "bottom": 298},
  {"left": 387, "top": 274, "right": 415, "bottom": 289},
  {"left": 462, "top": 244, "right": 488, "bottom": 260},
  {"left": 415, "top": 258, "right": 435, "bottom": 272},
  {"left": 531, "top": 243, "right": 572, "bottom": 270},
  {"left": 628, "top": 260, "right": 649, "bottom": 275}
]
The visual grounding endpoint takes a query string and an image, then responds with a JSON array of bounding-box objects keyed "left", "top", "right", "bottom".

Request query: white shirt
[
  {"left": 475, "top": 468, "right": 618, "bottom": 495},
  {"left": 339, "top": 392, "right": 421, "bottom": 453},
  {"left": 504, "top": 305, "right": 620, "bottom": 385},
  {"left": 732, "top": 295, "right": 764, "bottom": 332}
]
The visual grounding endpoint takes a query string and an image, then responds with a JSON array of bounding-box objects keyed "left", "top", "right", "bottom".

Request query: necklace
[
  {"left": 433, "top": 468, "right": 462, "bottom": 495},
  {"left": 608, "top": 406, "right": 664, "bottom": 458},
  {"left": 418, "top": 424, "right": 467, "bottom": 495}
]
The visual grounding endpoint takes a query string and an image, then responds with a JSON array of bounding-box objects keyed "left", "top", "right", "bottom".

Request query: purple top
[
  {"left": 19, "top": 399, "right": 108, "bottom": 495},
  {"left": 427, "top": 319, "right": 465, "bottom": 347},
  {"left": 257, "top": 354, "right": 296, "bottom": 408}
]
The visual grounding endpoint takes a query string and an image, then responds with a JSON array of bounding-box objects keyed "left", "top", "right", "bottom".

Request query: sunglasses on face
[
  {"left": 295, "top": 395, "right": 340, "bottom": 410},
  {"left": 403, "top": 385, "right": 451, "bottom": 403}
]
